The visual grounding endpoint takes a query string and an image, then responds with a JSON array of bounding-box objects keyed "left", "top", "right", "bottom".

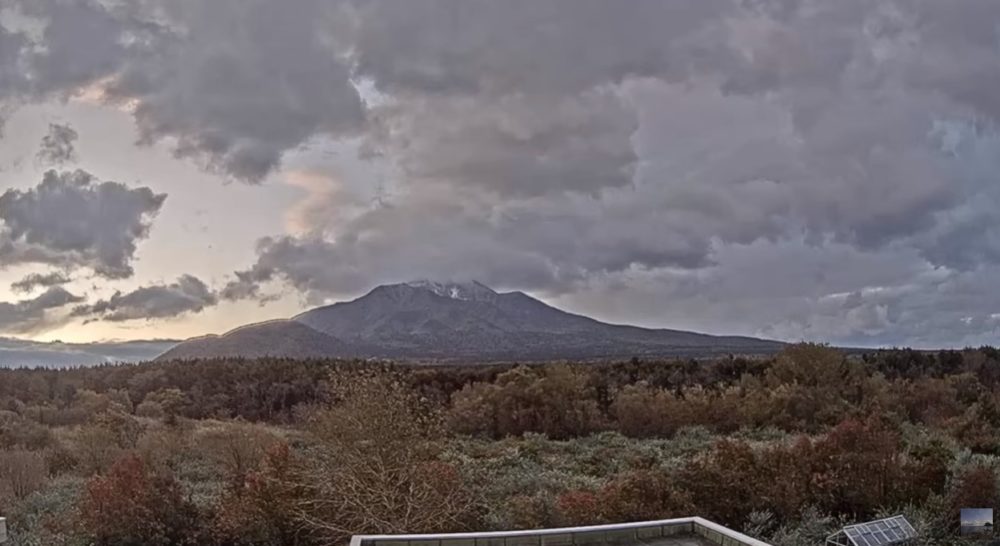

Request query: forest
[{"left": 1, "top": 344, "right": 1000, "bottom": 545}]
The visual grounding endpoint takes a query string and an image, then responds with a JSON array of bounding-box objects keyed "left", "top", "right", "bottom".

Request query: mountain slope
[
  {"left": 160, "top": 281, "right": 782, "bottom": 361},
  {"left": 156, "top": 320, "right": 349, "bottom": 361},
  {"left": 291, "top": 281, "right": 782, "bottom": 359}
]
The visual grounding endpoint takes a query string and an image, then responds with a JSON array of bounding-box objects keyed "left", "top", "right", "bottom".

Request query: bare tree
[
  {"left": 295, "top": 370, "right": 479, "bottom": 543},
  {"left": 0, "top": 449, "right": 47, "bottom": 502},
  {"left": 199, "top": 421, "right": 278, "bottom": 491}
]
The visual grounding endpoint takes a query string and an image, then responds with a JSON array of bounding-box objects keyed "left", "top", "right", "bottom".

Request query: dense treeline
[
  {"left": 4, "top": 346, "right": 1000, "bottom": 439},
  {"left": 1, "top": 345, "right": 1000, "bottom": 545}
]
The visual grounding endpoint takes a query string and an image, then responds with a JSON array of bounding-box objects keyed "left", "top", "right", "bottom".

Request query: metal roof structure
[
  {"left": 352, "top": 517, "right": 773, "bottom": 546},
  {"left": 826, "top": 515, "right": 917, "bottom": 546}
]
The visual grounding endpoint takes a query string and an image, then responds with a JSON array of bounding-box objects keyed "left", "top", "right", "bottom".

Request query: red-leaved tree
[{"left": 78, "top": 454, "right": 202, "bottom": 546}]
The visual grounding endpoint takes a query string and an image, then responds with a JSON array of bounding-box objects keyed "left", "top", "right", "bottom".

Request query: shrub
[
  {"left": 212, "top": 442, "right": 315, "bottom": 546},
  {"left": 72, "top": 424, "right": 120, "bottom": 476},
  {"left": 299, "top": 371, "right": 481, "bottom": 542},
  {"left": 610, "top": 382, "right": 691, "bottom": 438},
  {"left": 600, "top": 469, "right": 693, "bottom": 523},
  {"left": 556, "top": 490, "right": 603, "bottom": 526},
  {"left": 78, "top": 454, "right": 203, "bottom": 546},
  {"left": 0, "top": 450, "right": 48, "bottom": 502},
  {"left": 449, "top": 365, "right": 603, "bottom": 439},
  {"left": 197, "top": 422, "right": 279, "bottom": 492},
  {"left": 136, "top": 400, "right": 165, "bottom": 420},
  {"left": 0, "top": 416, "right": 53, "bottom": 450}
]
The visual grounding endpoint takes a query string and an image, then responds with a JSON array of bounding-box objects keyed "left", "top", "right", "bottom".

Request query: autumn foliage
[
  {"left": 1, "top": 344, "right": 1000, "bottom": 544},
  {"left": 78, "top": 454, "right": 201, "bottom": 545}
]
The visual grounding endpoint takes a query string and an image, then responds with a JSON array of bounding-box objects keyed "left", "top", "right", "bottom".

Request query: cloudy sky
[{"left": 1, "top": 0, "right": 1000, "bottom": 349}]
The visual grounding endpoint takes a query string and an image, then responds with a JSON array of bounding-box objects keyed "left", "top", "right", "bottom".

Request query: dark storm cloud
[
  {"left": 72, "top": 274, "right": 218, "bottom": 322},
  {"left": 0, "top": 287, "right": 83, "bottom": 335},
  {"left": 0, "top": 169, "right": 167, "bottom": 278},
  {"left": 36, "top": 122, "right": 79, "bottom": 165},
  {"left": 11, "top": 271, "right": 71, "bottom": 293}
]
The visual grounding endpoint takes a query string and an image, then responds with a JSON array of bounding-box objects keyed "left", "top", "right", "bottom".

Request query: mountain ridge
[
  {"left": 0, "top": 337, "right": 179, "bottom": 368},
  {"left": 160, "top": 281, "right": 784, "bottom": 361}
]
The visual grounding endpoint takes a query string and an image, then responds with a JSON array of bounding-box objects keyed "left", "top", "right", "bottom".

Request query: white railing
[
  {"left": 350, "top": 517, "right": 772, "bottom": 546},
  {"left": 0, "top": 516, "right": 7, "bottom": 543}
]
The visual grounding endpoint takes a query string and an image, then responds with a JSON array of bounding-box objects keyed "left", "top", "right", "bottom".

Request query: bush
[
  {"left": 449, "top": 365, "right": 604, "bottom": 439},
  {"left": 555, "top": 490, "right": 603, "bottom": 526},
  {"left": 212, "top": 442, "right": 316, "bottom": 546},
  {"left": 299, "top": 371, "right": 481, "bottom": 541},
  {"left": 0, "top": 416, "right": 53, "bottom": 450},
  {"left": 72, "top": 425, "right": 121, "bottom": 476},
  {"left": 136, "top": 400, "right": 165, "bottom": 420},
  {"left": 600, "top": 469, "right": 693, "bottom": 523},
  {"left": 0, "top": 450, "right": 48, "bottom": 503},
  {"left": 611, "top": 382, "right": 687, "bottom": 438},
  {"left": 78, "top": 454, "right": 203, "bottom": 546},
  {"left": 197, "top": 422, "right": 279, "bottom": 491},
  {"left": 5, "top": 474, "right": 85, "bottom": 546}
]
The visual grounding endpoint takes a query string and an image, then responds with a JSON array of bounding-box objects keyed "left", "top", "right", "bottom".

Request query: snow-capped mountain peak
[{"left": 404, "top": 280, "right": 497, "bottom": 301}]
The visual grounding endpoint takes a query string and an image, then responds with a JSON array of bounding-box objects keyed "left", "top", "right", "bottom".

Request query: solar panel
[{"left": 837, "top": 516, "right": 916, "bottom": 546}]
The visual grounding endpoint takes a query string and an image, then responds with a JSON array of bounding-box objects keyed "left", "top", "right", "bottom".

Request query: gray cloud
[
  {"left": 223, "top": 184, "right": 717, "bottom": 305},
  {"left": 219, "top": 267, "right": 275, "bottom": 303},
  {"left": 14, "top": 0, "right": 138, "bottom": 97},
  {"left": 365, "top": 90, "right": 639, "bottom": 198},
  {"left": 106, "top": 0, "right": 365, "bottom": 182},
  {"left": 0, "top": 169, "right": 167, "bottom": 278},
  {"left": 10, "top": 271, "right": 71, "bottom": 293},
  {"left": 6, "top": 0, "right": 364, "bottom": 182},
  {"left": 0, "top": 21, "right": 29, "bottom": 133},
  {"left": 8, "top": 0, "right": 1000, "bottom": 345},
  {"left": 0, "top": 287, "right": 84, "bottom": 335},
  {"left": 215, "top": 0, "right": 1000, "bottom": 348},
  {"left": 36, "top": 122, "right": 79, "bottom": 165},
  {"left": 553, "top": 238, "right": 1000, "bottom": 349},
  {"left": 72, "top": 274, "right": 218, "bottom": 322},
  {"left": 350, "top": 0, "right": 732, "bottom": 96}
]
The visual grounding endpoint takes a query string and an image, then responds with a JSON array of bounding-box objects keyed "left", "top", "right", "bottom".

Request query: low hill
[{"left": 156, "top": 320, "right": 349, "bottom": 361}]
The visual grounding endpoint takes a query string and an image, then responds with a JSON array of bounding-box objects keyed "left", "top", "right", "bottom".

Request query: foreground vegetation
[{"left": 1, "top": 344, "right": 1000, "bottom": 545}]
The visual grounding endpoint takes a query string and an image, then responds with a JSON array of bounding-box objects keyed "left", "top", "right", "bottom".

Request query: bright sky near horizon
[{"left": 2, "top": 0, "right": 1000, "bottom": 350}]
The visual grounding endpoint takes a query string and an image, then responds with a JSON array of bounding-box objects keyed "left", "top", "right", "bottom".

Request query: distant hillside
[
  {"left": 156, "top": 320, "right": 350, "bottom": 360},
  {"left": 0, "top": 337, "right": 178, "bottom": 368},
  {"left": 159, "top": 281, "right": 783, "bottom": 361}
]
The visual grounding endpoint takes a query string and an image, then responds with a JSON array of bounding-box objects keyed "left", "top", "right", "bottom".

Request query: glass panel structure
[{"left": 826, "top": 516, "right": 916, "bottom": 546}]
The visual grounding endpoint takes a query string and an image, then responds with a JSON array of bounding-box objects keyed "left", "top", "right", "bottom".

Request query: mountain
[
  {"left": 156, "top": 320, "right": 350, "bottom": 360},
  {"left": 0, "top": 337, "right": 179, "bottom": 368},
  {"left": 159, "top": 281, "right": 783, "bottom": 361}
]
